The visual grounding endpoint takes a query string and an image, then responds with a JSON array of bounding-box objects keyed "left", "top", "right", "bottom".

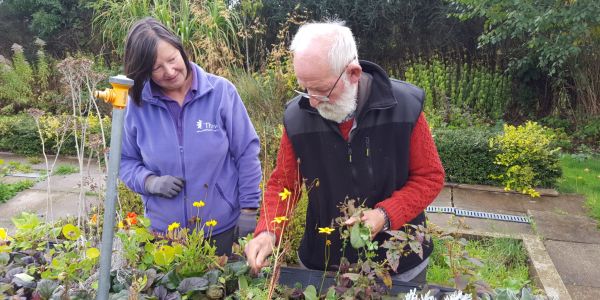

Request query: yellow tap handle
[{"left": 94, "top": 75, "right": 134, "bottom": 109}]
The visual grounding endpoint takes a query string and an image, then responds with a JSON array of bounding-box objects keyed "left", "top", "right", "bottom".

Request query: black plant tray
[{"left": 278, "top": 266, "right": 456, "bottom": 298}]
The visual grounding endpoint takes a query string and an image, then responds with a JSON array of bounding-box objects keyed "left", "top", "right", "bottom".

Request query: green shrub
[
  {"left": 575, "top": 117, "right": 600, "bottom": 150},
  {"left": 0, "top": 114, "right": 42, "bottom": 155},
  {"left": 403, "top": 57, "right": 511, "bottom": 121},
  {"left": 0, "top": 44, "right": 33, "bottom": 114},
  {"left": 489, "top": 121, "right": 562, "bottom": 196},
  {"left": 0, "top": 180, "right": 34, "bottom": 203},
  {"left": 117, "top": 181, "right": 144, "bottom": 216},
  {"left": 433, "top": 127, "right": 502, "bottom": 185},
  {"left": 0, "top": 113, "right": 112, "bottom": 157}
]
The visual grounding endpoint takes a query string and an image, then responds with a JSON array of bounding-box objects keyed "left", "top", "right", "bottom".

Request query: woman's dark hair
[{"left": 124, "top": 17, "right": 192, "bottom": 106}]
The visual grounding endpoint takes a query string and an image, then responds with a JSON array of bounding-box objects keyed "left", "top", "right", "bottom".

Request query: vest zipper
[{"left": 366, "top": 136, "right": 375, "bottom": 190}]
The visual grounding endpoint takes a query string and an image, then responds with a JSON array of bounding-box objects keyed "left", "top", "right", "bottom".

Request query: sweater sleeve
[
  {"left": 254, "top": 128, "right": 302, "bottom": 241},
  {"left": 375, "top": 112, "right": 445, "bottom": 229}
]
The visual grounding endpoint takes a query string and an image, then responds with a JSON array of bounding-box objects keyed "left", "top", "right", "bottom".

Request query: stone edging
[{"left": 445, "top": 182, "right": 560, "bottom": 197}]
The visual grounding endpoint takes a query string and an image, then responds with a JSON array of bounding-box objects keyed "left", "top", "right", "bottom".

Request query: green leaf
[
  {"left": 303, "top": 285, "right": 318, "bottom": 300},
  {"left": 61, "top": 223, "right": 81, "bottom": 240},
  {"left": 350, "top": 223, "right": 366, "bottom": 249},
  {"left": 325, "top": 287, "right": 337, "bottom": 299},
  {"left": 154, "top": 245, "right": 175, "bottom": 267},
  {"left": 86, "top": 247, "right": 100, "bottom": 259}
]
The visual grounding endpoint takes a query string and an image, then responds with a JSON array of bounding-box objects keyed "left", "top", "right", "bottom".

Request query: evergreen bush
[{"left": 433, "top": 127, "right": 501, "bottom": 185}]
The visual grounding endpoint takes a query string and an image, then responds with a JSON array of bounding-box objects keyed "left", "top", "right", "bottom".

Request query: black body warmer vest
[{"left": 283, "top": 61, "right": 433, "bottom": 274}]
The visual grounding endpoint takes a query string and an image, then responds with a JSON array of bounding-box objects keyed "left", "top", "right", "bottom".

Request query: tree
[
  {"left": 449, "top": 0, "right": 600, "bottom": 115},
  {"left": 1, "top": 0, "right": 96, "bottom": 56}
]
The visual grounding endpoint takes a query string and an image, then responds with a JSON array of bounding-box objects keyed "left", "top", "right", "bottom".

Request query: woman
[{"left": 119, "top": 17, "right": 262, "bottom": 255}]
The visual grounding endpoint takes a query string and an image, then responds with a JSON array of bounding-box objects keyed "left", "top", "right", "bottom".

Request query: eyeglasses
[{"left": 294, "top": 56, "right": 357, "bottom": 102}]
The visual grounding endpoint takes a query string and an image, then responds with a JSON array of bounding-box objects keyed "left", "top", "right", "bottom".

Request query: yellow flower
[
  {"left": 167, "top": 222, "right": 180, "bottom": 232},
  {"left": 272, "top": 216, "right": 288, "bottom": 224},
  {"left": 279, "top": 188, "right": 291, "bottom": 201},
  {"left": 205, "top": 219, "right": 217, "bottom": 227},
  {"left": 193, "top": 200, "right": 205, "bottom": 208},
  {"left": 118, "top": 221, "right": 124, "bottom": 229},
  {"left": 0, "top": 228, "right": 7, "bottom": 240},
  {"left": 318, "top": 227, "right": 335, "bottom": 235}
]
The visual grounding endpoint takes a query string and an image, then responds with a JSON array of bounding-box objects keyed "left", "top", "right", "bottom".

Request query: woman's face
[{"left": 151, "top": 40, "right": 188, "bottom": 92}]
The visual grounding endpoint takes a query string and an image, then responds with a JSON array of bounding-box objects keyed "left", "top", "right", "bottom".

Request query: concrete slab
[
  {"left": 522, "top": 235, "right": 572, "bottom": 300},
  {"left": 30, "top": 173, "right": 105, "bottom": 193},
  {"left": 0, "top": 176, "right": 31, "bottom": 184},
  {"left": 523, "top": 193, "right": 587, "bottom": 217},
  {"left": 426, "top": 213, "right": 533, "bottom": 236},
  {"left": 431, "top": 187, "right": 452, "bottom": 207},
  {"left": 544, "top": 240, "right": 600, "bottom": 288},
  {"left": 529, "top": 210, "right": 600, "bottom": 244},
  {"left": 566, "top": 285, "right": 600, "bottom": 300},
  {"left": 453, "top": 188, "right": 588, "bottom": 217},
  {"left": 453, "top": 188, "right": 530, "bottom": 214},
  {"left": 0, "top": 189, "right": 100, "bottom": 233},
  {"left": 0, "top": 151, "right": 104, "bottom": 175}
]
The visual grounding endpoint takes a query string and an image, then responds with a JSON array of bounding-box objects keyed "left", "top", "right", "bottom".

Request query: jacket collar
[
  {"left": 141, "top": 62, "right": 214, "bottom": 106},
  {"left": 298, "top": 60, "right": 397, "bottom": 114}
]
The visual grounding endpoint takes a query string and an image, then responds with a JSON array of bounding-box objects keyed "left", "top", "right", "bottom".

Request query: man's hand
[
  {"left": 344, "top": 208, "right": 387, "bottom": 240},
  {"left": 244, "top": 231, "right": 275, "bottom": 275},
  {"left": 145, "top": 175, "right": 184, "bottom": 198}
]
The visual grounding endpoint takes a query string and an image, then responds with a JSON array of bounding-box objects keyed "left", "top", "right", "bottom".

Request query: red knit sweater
[{"left": 255, "top": 112, "right": 445, "bottom": 239}]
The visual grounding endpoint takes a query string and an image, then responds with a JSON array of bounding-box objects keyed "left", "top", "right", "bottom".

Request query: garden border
[{"left": 452, "top": 230, "right": 570, "bottom": 300}]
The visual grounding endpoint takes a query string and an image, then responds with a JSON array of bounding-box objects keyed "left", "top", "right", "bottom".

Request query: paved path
[
  {"left": 1, "top": 152, "right": 599, "bottom": 299},
  {"left": 428, "top": 185, "right": 600, "bottom": 300},
  {"left": 0, "top": 152, "right": 103, "bottom": 230}
]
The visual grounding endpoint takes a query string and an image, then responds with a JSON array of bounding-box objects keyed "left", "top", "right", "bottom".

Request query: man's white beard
[{"left": 316, "top": 77, "right": 357, "bottom": 123}]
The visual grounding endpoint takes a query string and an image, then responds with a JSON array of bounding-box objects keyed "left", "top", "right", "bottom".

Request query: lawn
[{"left": 557, "top": 154, "right": 600, "bottom": 222}]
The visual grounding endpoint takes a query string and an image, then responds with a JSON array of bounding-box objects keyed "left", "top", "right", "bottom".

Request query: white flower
[{"left": 443, "top": 290, "right": 472, "bottom": 300}]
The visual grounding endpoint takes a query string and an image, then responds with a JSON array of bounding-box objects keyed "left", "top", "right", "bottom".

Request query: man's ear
[{"left": 348, "top": 63, "right": 362, "bottom": 84}]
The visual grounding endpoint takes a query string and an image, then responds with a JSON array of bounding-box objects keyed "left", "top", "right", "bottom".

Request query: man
[{"left": 244, "top": 21, "right": 444, "bottom": 283}]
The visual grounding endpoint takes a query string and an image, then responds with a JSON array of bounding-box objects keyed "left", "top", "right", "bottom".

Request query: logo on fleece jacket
[{"left": 196, "top": 119, "right": 219, "bottom": 133}]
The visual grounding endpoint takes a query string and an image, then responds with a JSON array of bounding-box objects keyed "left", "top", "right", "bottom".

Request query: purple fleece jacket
[{"left": 119, "top": 63, "right": 262, "bottom": 234}]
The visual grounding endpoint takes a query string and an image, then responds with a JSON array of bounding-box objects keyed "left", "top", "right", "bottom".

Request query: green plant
[
  {"left": 574, "top": 117, "right": 600, "bottom": 151},
  {"left": 0, "top": 44, "right": 33, "bottom": 114},
  {"left": 0, "top": 180, "right": 34, "bottom": 203},
  {"left": 53, "top": 164, "right": 78, "bottom": 175},
  {"left": 404, "top": 57, "right": 512, "bottom": 122},
  {"left": 433, "top": 126, "right": 502, "bottom": 185},
  {"left": 489, "top": 121, "right": 562, "bottom": 196}
]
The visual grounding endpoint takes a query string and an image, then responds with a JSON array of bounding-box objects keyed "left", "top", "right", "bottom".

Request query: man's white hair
[{"left": 290, "top": 21, "right": 359, "bottom": 75}]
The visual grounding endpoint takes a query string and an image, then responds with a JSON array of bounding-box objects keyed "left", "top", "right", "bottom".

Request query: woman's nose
[{"left": 164, "top": 65, "right": 176, "bottom": 77}]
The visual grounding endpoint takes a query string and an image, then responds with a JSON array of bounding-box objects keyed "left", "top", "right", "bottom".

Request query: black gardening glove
[
  {"left": 144, "top": 175, "right": 184, "bottom": 198},
  {"left": 236, "top": 209, "right": 258, "bottom": 239}
]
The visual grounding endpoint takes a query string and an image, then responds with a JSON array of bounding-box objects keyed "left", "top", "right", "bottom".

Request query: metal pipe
[{"left": 95, "top": 75, "right": 133, "bottom": 300}]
